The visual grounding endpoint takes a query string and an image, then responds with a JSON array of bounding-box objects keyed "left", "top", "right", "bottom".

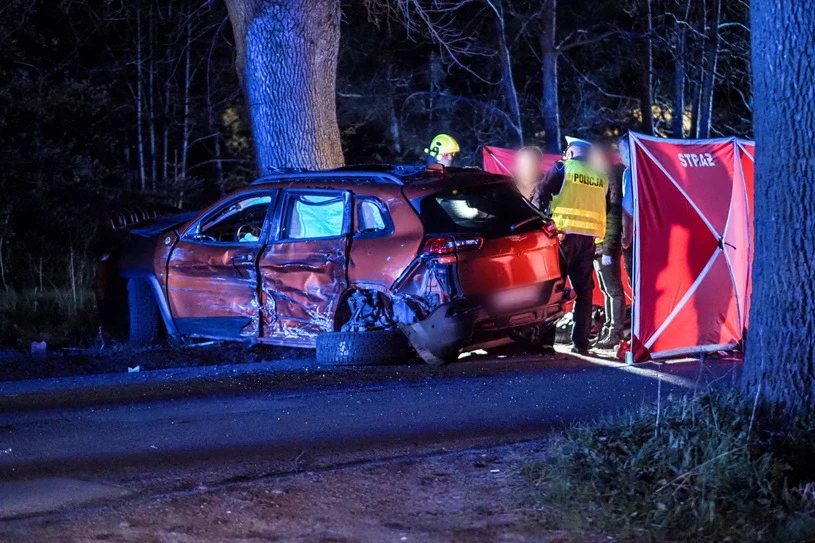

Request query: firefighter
[
  {"left": 532, "top": 136, "right": 608, "bottom": 355},
  {"left": 424, "top": 134, "right": 459, "bottom": 167}
]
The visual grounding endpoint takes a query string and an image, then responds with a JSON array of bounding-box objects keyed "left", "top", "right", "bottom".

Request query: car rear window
[{"left": 415, "top": 183, "right": 543, "bottom": 238}]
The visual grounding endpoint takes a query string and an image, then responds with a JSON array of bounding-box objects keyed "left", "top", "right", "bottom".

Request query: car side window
[
  {"left": 355, "top": 198, "right": 390, "bottom": 236},
  {"left": 197, "top": 195, "right": 271, "bottom": 243},
  {"left": 283, "top": 193, "right": 345, "bottom": 240}
]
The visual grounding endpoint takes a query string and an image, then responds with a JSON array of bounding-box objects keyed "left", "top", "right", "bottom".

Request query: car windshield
[{"left": 415, "top": 183, "right": 543, "bottom": 238}]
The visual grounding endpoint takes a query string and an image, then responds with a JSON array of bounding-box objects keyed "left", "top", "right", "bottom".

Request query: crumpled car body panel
[
  {"left": 167, "top": 239, "right": 260, "bottom": 338},
  {"left": 346, "top": 194, "right": 424, "bottom": 292},
  {"left": 259, "top": 237, "right": 348, "bottom": 347}
]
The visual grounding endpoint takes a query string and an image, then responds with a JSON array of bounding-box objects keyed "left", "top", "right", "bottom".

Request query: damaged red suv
[{"left": 97, "top": 165, "right": 573, "bottom": 365}]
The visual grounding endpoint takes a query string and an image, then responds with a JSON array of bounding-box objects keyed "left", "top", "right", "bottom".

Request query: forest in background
[{"left": 0, "top": 0, "right": 750, "bottom": 344}]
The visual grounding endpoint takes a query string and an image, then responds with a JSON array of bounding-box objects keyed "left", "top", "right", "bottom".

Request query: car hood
[{"left": 129, "top": 211, "right": 198, "bottom": 237}]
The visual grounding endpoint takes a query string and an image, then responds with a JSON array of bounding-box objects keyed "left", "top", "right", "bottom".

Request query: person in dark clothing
[
  {"left": 532, "top": 137, "right": 608, "bottom": 355},
  {"left": 513, "top": 146, "right": 544, "bottom": 201},
  {"left": 619, "top": 134, "right": 635, "bottom": 288},
  {"left": 590, "top": 145, "right": 626, "bottom": 349},
  {"left": 513, "top": 146, "right": 558, "bottom": 355}
]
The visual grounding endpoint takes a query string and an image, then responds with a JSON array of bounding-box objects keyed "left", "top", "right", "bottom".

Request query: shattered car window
[
  {"left": 356, "top": 199, "right": 387, "bottom": 234},
  {"left": 285, "top": 193, "right": 345, "bottom": 239},
  {"left": 199, "top": 195, "right": 271, "bottom": 243},
  {"left": 416, "top": 183, "right": 542, "bottom": 238}
]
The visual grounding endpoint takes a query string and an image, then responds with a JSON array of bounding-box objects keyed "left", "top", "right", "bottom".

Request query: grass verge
[
  {"left": 519, "top": 390, "right": 815, "bottom": 542},
  {"left": 0, "top": 288, "right": 97, "bottom": 347}
]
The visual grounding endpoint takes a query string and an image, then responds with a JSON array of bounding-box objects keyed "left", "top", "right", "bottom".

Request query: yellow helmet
[{"left": 424, "top": 134, "right": 460, "bottom": 158}]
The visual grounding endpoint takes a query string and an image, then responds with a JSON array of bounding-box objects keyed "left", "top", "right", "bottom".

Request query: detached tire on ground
[
  {"left": 127, "top": 278, "right": 161, "bottom": 346},
  {"left": 316, "top": 329, "right": 411, "bottom": 366}
]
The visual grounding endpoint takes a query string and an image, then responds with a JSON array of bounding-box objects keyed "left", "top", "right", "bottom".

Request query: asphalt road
[{"left": 0, "top": 352, "right": 741, "bottom": 483}]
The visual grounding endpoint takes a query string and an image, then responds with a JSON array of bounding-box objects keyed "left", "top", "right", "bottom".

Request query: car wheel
[
  {"left": 127, "top": 278, "right": 161, "bottom": 346},
  {"left": 316, "top": 329, "right": 412, "bottom": 366}
]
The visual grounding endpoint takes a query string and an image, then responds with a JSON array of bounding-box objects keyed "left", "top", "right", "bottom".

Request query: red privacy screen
[
  {"left": 630, "top": 134, "right": 755, "bottom": 361},
  {"left": 482, "top": 146, "right": 562, "bottom": 177}
]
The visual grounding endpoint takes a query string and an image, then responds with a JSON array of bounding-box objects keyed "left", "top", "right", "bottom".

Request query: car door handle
[{"left": 232, "top": 254, "right": 254, "bottom": 263}]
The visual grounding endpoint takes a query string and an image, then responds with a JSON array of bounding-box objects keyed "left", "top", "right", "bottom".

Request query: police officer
[
  {"left": 532, "top": 137, "right": 608, "bottom": 355},
  {"left": 424, "top": 134, "right": 459, "bottom": 167}
]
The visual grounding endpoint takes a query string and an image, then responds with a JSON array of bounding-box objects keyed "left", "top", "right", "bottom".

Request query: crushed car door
[
  {"left": 166, "top": 191, "right": 276, "bottom": 339},
  {"left": 259, "top": 189, "right": 351, "bottom": 346}
]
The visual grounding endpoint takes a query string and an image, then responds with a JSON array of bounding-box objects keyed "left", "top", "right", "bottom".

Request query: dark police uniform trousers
[{"left": 542, "top": 233, "right": 597, "bottom": 350}]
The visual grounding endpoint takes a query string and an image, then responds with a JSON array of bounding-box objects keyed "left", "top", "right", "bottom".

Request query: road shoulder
[{"left": 0, "top": 440, "right": 612, "bottom": 543}]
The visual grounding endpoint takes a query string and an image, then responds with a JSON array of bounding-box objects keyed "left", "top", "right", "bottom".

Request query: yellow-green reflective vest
[{"left": 550, "top": 159, "right": 608, "bottom": 238}]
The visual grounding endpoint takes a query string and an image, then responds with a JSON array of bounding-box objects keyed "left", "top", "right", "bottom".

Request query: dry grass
[
  {"left": 0, "top": 287, "right": 97, "bottom": 347},
  {"left": 519, "top": 390, "right": 815, "bottom": 542}
]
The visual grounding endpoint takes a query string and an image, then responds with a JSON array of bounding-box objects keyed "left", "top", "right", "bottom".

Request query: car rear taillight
[
  {"left": 541, "top": 220, "right": 559, "bottom": 239},
  {"left": 421, "top": 236, "right": 456, "bottom": 257},
  {"left": 421, "top": 235, "right": 484, "bottom": 264}
]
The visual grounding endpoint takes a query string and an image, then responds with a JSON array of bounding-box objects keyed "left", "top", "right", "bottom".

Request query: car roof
[{"left": 248, "top": 164, "right": 511, "bottom": 200}]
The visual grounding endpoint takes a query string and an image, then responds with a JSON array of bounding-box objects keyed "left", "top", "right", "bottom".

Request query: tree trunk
[
  {"left": 697, "top": 0, "right": 721, "bottom": 139},
  {"left": 163, "top": 53, "right": 172, "bottom": 187},
  {"left": 180, "top": 14, "right": 192, "bottom": 184},
  {"left": 690, "top": 79, "right": 701, "bottom": 137},
  {"left": 743, "top": 0, "right": 815, "bottom": 415},
  {"left": 0, "top": 236, "right": 6, "bottom": 292},
  {"left": 428, "top": 52, "right": 449, "bottom": 134},
  {"left": 672, "top": 21, "right": 685, "bottom": 138},
  {"left": 225, "top": 0, "right": 344, "bottom": 173},
  {"left": 492, "top": 0, "right": 523, "bottom": 146},
  {"left": 135, "top": 4, "right": 147, "bottom": 191},
  {"left": 69, "top": 245, "right": 77, "bottom": 311},
  {"left": 148, "top": 7, "right": 157, "bottom": 191},
  {"left": 540, "top": 0, "right": 561, "bottom": 154},
  {"left": 207, "top": 54, "right": 227, "bottom": 196},
  {"left": 638, "top": 0, "right": 654, "bottom": 135},
  {"left": 149, "top": 58, "right": 157, "bottom": 191},
  {"left": 672, "top": 0, "right": 691, "bottom": 139},
  {"left": 386, "top": 63, "right": 402, "bottom": 155}
]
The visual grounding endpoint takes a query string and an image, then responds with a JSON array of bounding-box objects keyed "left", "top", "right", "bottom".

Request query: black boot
[
  {"left": 595, "top": 331, "right": 623, "bottom": 350},
  {"left": 591, "top": 327, "right": 609, "bottom": 347}
]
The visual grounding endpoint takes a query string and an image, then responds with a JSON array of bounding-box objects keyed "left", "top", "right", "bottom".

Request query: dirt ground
[
  {"left": 0, "top": 342, "right": 310, "bottom": 382},
  {"left": 0, "top": 309, "right": 625, "bottom": 383},
  {"left": 0, "top": 443, "right": 613, "bottom": 543},
  {"left": 0, "top": 309, "right": 604, "bottom": 383},
  {"left": 0, "top": 340, "right": 595, "bottom": 385}
]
